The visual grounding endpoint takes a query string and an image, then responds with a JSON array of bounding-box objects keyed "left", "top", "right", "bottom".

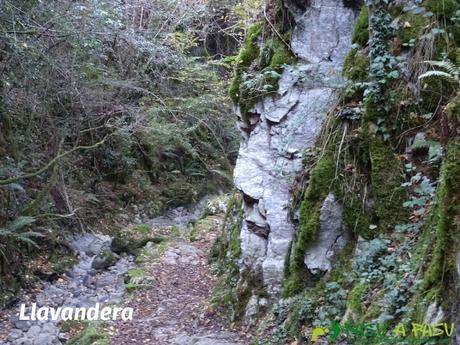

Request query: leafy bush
[{"left": 353, "top": 239, "right": 395, "bottom": 282}]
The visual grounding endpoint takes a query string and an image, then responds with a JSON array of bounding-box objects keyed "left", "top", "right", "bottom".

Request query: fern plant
[
  {"left": 0, "top": 216, "right": 43, "bottom": 259},
  {"left": 418, "top": 59, "right": 460, "bottom": 84}
]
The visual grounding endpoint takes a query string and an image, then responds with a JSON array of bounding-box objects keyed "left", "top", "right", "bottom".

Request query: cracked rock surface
[{"left": 234, "top": 0, "right": 356, "bottom": 294}]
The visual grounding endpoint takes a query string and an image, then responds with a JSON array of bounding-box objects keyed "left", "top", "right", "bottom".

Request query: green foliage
[
  {"left": 347, "top": 282, "right": 368, "bottom": 317},
  {"left": 0, "top": 217, "right": 43, "bottom": 256},
  {"left": 343, "top": 48, "right": 370, "bottom": 82},
  {"left": 111, "top": 225, "right": 164, "bottom": 255},
  {"left": 286, "top": 282, "right": 347, "bottom": 338},
  {"left": 208, "top": 194, "right": 260, "bottom": 321},
  {"left": 397, "top": 12, "right": 429, "bottom": 44},
  {"left": 67, "top": 323, "right": 108, "bottom": 345},
  {"left": 447, "top": 92, "right": 460, "bottom": 120},
  {"left": 0, "top": 0, "right": 238, "bottom": 300},
  {"left": 352, "top": 239, "right": 393, "bottom": 282},
  {"left": 125, "top": 267, "right": 153, "bottom": 291},
  {"left": 237, "top": 23, "right": 263, "bottom": 66},
  {"left": 402, "top": 172, "right": 436, "bottom": 216},
  {"left": 353, "top": 6, "right": 370, "bottom": 46},
  {"left": 369, "top": 138, "right": 407, "bottom": 231},
  {"left": 266, "top": 37, "right": 296, "bottom": 70},
  {"left": 420, "top": 139, "right": 460, "bottom": 290},
  {"left": 364, "top": 5, "right": 405, "bottom": 126},
  {"left": 425, "top": 0, "right": 459, "bottom": 18},
  {"left": 419, "top": 59, "right": 460, "bottom": 84},
  {"left": 284, "top": 152, "right": 336, "bottom": 296}
]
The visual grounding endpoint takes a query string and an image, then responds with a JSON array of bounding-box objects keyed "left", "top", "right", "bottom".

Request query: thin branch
[
  {"left": 0, "top": 135, "right": 110, "bottom": 186},
  {"left": 263, "top": 1, "right": 298, "bottom": 57}
]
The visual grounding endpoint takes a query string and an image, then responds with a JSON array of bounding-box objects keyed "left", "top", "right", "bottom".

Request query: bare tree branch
[{"left": 0, "top": 135, "right": 110, "bottom": 186}]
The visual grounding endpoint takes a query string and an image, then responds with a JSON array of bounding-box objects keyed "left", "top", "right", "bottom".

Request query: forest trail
[
  {"left": 0, "top": 199, "right": 251, "bottom": 345},
  {"left": 109, "top": 216, "right": 251, "bottom": 345}
]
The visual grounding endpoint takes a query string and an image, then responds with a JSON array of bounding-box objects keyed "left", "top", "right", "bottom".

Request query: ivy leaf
[{"left": 388, "top": 70, "right": 400, "bottom": 79}]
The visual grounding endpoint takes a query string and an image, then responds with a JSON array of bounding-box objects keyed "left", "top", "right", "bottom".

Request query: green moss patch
[
  {"left": 229, "top": 24, "right": 297, "bottom": 127},
  {"left": 125, "top": 267, "right": 154, "bottom": 291},
  {"left": 347, "top": 282, "right": 368, "bottom": 318},
  {"left": 420, "top": 139, "right": 460, "bottom": 290},
  {"left": 343, "top": 48, "right": 370, "bottom": 82},
  {"left": 397, "top": 12, "right": 430, "bottom": 44},
  {"left": 238, "top": 23, "right": 263, "bottom": 67},
  {"left": 447, "top": 93, "right": 460, "bottom": 121},
  {"left": 284, "top": 152, "right": 336, "bottom": 296},
  {"left": 135, "top": 240, "right": 170, "bottom": 264},
  {"left": 229, "top": 71, "right": 242, "bottom": 104},
  {"left": 353, "top": 6, "right": 370, "bottom": 46},
  {"left": 111, "top": 224, "right": 164, "bottom": 255},
  {"left": 425, "top": 0, "right": 459, "bottom": 18},
  {"left": 267, "top": 37, "right": 296, "bottom": 70},
  {"left": 369, "top": 137, "right": 408, "bottom": 231},
  {"left": 67, "top": 323, "right": 108, "bottom": 345}
]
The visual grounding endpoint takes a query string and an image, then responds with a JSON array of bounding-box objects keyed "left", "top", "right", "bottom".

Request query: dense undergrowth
[{"left": 0, "top": 0, "right": 252, "bottom": 307}]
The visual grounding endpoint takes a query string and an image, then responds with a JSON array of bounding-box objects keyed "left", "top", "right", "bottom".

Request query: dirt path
[{"left": 109, "top": 230, "right": 251, "bottom": 345}]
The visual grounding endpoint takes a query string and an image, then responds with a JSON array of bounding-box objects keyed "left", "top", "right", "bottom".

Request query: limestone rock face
[
  {"left": 291, "top": 0, "right": 357, "bottom": 63},
  {"left": 233, "top": 0, "right": 356, "bottom": 295},
  {"left": 424, "top": 303, "right": 445, "bottom": 325},
  {"left": 69, "top": 233, "right": 111, "bottom": 257},
  {"left": 304, "top": 193, "right": 347, "bottom": 274}
]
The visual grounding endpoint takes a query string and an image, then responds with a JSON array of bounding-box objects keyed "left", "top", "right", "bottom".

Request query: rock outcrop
[
  {"left": 233, "top": 0, "right": 357, "bottom": 295},
  {"left": 304, "top": 193, "right": 347, "bottom": 274}
]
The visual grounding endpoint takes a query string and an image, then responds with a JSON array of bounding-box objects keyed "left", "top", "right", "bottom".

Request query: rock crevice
[{"left": 233, "top": 0, "right": 357, "bottom": 295}]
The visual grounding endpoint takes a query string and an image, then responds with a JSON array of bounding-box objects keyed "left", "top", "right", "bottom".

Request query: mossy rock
[
  {"left": 209, "top": 193, "right": 243, "bottom": 263},
  {"left": 397, "top": 12, "right": 430, "bottom": 44},
  {"left": 91, "top": 249, "right": 118, "bottom": 270},
  {"left": 363, "top": 96, "right": 383, "bottom": 123},
  {"left": 346, "top": 282, "right": 368, "bottom": 317},
  {"left": 352, "top": 6, "right": 369, "bottom": 46},
  {"left": 47, "top": 244, "right": 77, "bottom": 276},
  {"left": 267, "top": 37, "right": 296, "bottom": 70},
  {"left": 343, "top": 195, "right": 374, "bottom": 238},
  {"left": 111, "top": 224, "right": 164, "bottom": 255},
  {"left": 425, "top": 0, "right": 459, "bottom": 18},
  {"left": 369, "top": 137, "right": 408, "bottom": 231},
  {"left": 191, "top": 216, "right": 219, "bottom": 238},
  {"left": 284, "top": 152, "right": 336, "bottom": 296},
  {"left": 52, "top": 255, "right": 77, "bottom": 275},
  {"left": 135, "top": 240, "right": 170, "bottom": 264},
  {"left": 419, "top": 74, "right": 456, "bottom": 113},
  {"left": 67, "top": 324, "right": 108, "bottom": 345},
  {"left": 161, "top": 180, "right": 199, "bottom": 207},
  {"left": 125, "top": 267, "right": 153, "bottom": 291},
  {"left": 229, "top": 70, "right": 242, "bottom": 103},
  {"left": 238, "top": 23, "right": 263, "bottom": 67},
  {"left": 420, "top": 139, "right": 460, "bottom": 290},
  {"left": 447, "top": 93, "right": 460, "bottom": 121},
  {"left": 343, "top": 48, "right": 369, "bottom": 82},
  {"left": 229, "top": 24, "right": 296, "bottom": 126}
]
